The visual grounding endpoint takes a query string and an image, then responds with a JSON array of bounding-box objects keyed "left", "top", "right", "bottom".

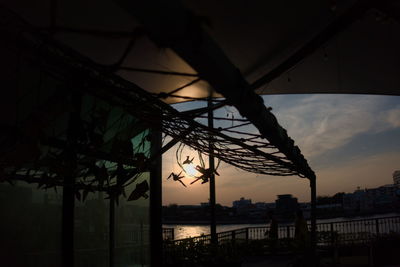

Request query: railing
[
  {"left": 162, "top": 227, "right": 174, "bottom": 241},
  {"left": 167, "top": 216, "right": 400, "bottom": 246}
]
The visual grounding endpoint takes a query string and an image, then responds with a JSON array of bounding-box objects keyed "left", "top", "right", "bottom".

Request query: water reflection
[
  {"left": 164, "top": 212, "right": 400, "bottom": 240},
  {"left": 165, "top": 224, "right": 268, "bottom": 240}
]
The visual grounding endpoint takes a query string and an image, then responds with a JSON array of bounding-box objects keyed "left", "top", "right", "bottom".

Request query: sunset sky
[{"left": 162, "top": 94, "right": 400, "bottom": 206}]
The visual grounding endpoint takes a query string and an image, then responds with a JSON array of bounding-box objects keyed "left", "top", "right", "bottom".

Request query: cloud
[
  {"left": 384, "top": 105, "right": 400, "bottom": 128},
  {"left": 162, "top": 95, "right": 400, "bottom": 205},
  {"left": 315, "top": 151, "right": 400, "bottom": 196},
  {"left": 268, "top": 95, "right": 400, "bottom": 160},
  {"left": 162, "top": 150, "right": 400, "bottom": 205}
]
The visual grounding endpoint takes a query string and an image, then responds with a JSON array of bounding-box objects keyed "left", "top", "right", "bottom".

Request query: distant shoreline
[
  {"left": 163, "top": 220, "right": 266, "bottom": 225},
  {"left": 163, "top": 211, "right": 400, "bottom": 225}
]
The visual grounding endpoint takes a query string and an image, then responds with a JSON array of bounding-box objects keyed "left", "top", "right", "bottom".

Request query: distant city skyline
[
  {"left": 164, "top": 179, "right": 399, "bottom": 208},
  {"left": 162, "top": 94, "right": 400, "bottom": 206}
]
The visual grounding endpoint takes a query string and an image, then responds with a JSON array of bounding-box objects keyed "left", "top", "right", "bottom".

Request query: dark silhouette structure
[{"left": 2, "top": 0, "right": 400, "bottom": 266}]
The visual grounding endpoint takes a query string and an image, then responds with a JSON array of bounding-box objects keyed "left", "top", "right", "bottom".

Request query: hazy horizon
[{"left": 162, "top": 94, "right": 400, "bottom": 206}]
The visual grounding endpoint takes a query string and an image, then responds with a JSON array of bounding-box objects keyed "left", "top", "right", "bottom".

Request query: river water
[{"left": 164, "top": 212, "right": 400, "bottom": 240}]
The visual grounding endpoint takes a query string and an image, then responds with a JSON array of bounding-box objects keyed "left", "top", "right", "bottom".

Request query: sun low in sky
[
  {"left": 182, "top": 162, "right": 198, "bottom": 177},
  {"left": 162, "top": 94, "right": 400, "bottom": 206}
]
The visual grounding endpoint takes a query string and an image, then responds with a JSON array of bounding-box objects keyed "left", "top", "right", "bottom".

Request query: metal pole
[
  {"left": 375, "top": 218, "right": 380, "bottom": 237},
  {"left": 62, "top": 168, "right": 75, "bottom": 267},
  {"left": 62, "top": 91, "right": 80, "bottom": 267},
  {"left": 109, "top": 196, "right": 115, "bottom": 267},
  {"left": 208, "top": 97, "right": 217, "bottom": 244},
  {"left": 150, "top": 122, "right": 163, "bottom": 266},
  {"left": 310, "top": 176, "right": 317, "bottom": 258}
]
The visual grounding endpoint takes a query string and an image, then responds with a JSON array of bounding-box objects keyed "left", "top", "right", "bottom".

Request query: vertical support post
[
  {"left": 310, "top": 176, "right": 317, "bottom": 257},
  {"left": 62, "top": 169, "right": 75, "bottom": 267},
  {"left": 109, "top": 196, "right": 115, "bottom": 267},
  {"left": 50, "top": 0, "right": 58, "bottom": 31},
  {"left": 62, "top": 91, "right": 80, "bottom": 267},
  {"left": 330, "top": 222, "right": 334, "bottom": 245},
  {"left": 150, "top": 120, "right": 163, "bottom": 266},
  {"left": 208, "top": 97, "right": 217, "bottom": 245},
  {"left": 140, "top": 221, "right": 144, "bottom": 266},
  {"left": 375, "top": 219, "right": 380, "bottom": 237}
]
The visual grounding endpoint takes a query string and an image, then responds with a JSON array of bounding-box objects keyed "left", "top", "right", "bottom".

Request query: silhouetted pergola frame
[
  {"left": 11, "top": 0, "right": 398, "bottom": 262},
  {"left": 2, "top": 6, "right": 320, "bottom": 267},
  {"left": 116, "top": 0, "right": 318, "bottom": 253},
  {"left": 116, "top": 0, "right": 400, "bottom": 258},
  {"left": 2, "top": 0, "right": 400, "bottom": 265}
]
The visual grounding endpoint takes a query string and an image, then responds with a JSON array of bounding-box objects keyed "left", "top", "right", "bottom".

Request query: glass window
[
  {"left": 115, "top": 172, "right": 151, "bottom": 267},
  {"left": 74, "top": 191, "right": 109, "bottom": 267},
  {"left": 0, "top": 182, "right": 63, "bottom": 267}
]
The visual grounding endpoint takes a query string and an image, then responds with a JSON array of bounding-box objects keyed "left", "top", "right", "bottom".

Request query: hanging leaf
[
  {"left": 96, "top": 165, "right": 108, "bottom": 188},
  {"left": 106, "top": 171, "right": 110, "bottom": 187},
  {"left": 114, "top": 163, "right": 131, "bottom": 186},
  {"left": 145, "top": 134, "right": 152, "bottom": 142},
  {"left": 122, "top": 187, "right": 127, "bottom": 198},
  {"left": 128, "top": 180, "right": 149, "bottom": 201},
  {"left": 134, "top": 153, "right": 147, "bottom": 171},
  {"left": 82, "top": 188, "right": 90, "bottom": 202},
  {"left": 125, "top": 140, "right": 134, "bottom": 157},
  {"left": 81, "top": 184, "right": 95, "bottom": 202},
  {"left": 182, "top": 156, "right": 194, "bottom": 165},
  {"left": 43, "top": 182, "right": 58, "bottom": 194},
  {"left": 105, "top": 189, "right": 121, "bottom": 206},
  {"left": 85, "top": 163, "right": 99, "bottom": 177},
  {"left": 90, "top": 107, "right": 109, "bottom": 133},
  {"left": 87, "top": 108, "right": 108, "bottom": 147},
  {"left": 37, "top": 172, "right": 49, "bottom": 189},
  {"left": 111, "top": 139, "right": 134, "bottom": 158},
  {"left": 6, "top": 178, "right": 15, "bottom": 186},
  {"left": 75, "top": 190, "right": 81, "bottom": 201},
  {"left": 128, "top": 168, "right": 139, "bottom": 179},
  {"left": 49, "top": 163, "right": 62, "bottom": 177},
  {"left": 38, "top": 143, "right": 50, "bottom": 160},
  {"left": 167, "top": 172, "right": 186, "bottom": 187}
]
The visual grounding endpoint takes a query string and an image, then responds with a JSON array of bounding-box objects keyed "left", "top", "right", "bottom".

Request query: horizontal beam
[
  {"left": 251, "top": 0, "right": 375, "bottom": 90},
  {"left": 3, "top": 6, "right": 304, "bottom": 178},
  {"left": 115, "top": 0, "right": 315, "bottom": 179},
  {"left": 43, "top": 137, "right": 139, "bottom": 166}
]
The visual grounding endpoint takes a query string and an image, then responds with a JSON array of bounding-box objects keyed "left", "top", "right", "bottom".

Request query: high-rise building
[
  {"left": 393, "top": 170, "right": 400, "bottom": 187},
  {"left": 232, "top": 197, "right": 253, "bottom": 215},
  {"left": 232, "top": 197, "right": 252, "bottom": 208}
]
